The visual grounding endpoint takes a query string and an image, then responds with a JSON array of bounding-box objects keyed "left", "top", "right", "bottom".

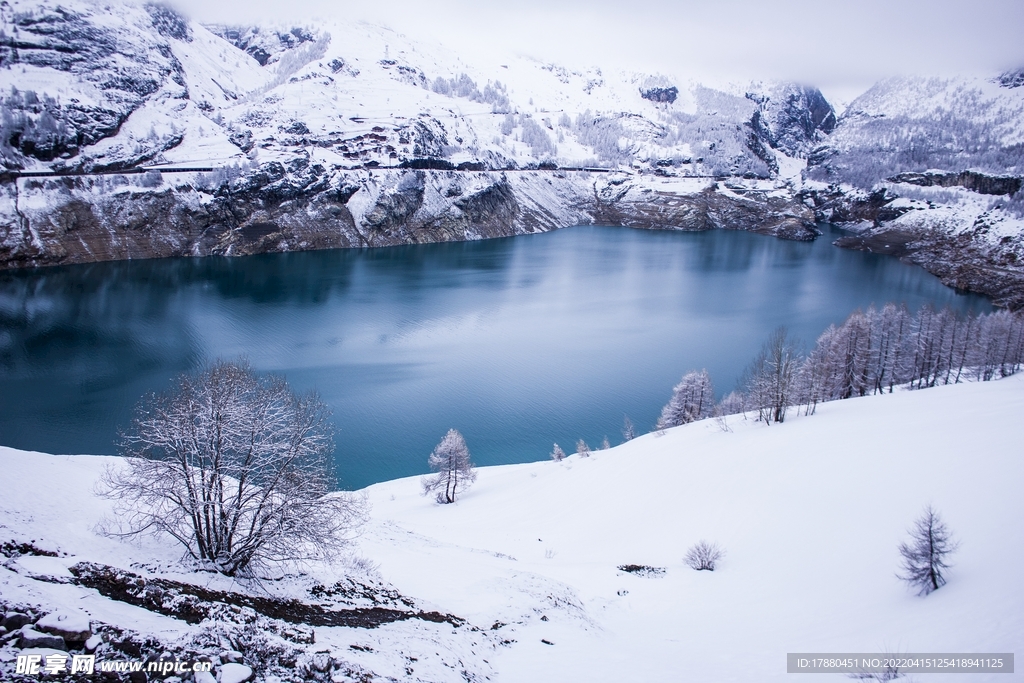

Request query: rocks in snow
[
  {"left": 35, "top": 610, "right": 92, "bottom": 644},
  {"left": 2, "top": 612, "right": 33, "bottom": 631},
  {"left": 218, "top": 662, "right": 254, "bottom": 683},
  {"left": 17, "top": 626, "right": 66, "bottom": 650}
]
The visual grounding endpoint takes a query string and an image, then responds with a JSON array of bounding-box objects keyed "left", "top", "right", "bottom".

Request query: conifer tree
[
  {"left": 897, "top": 506, "right": 958, "bottom": 596},
  {"left": 550, "top": 443, "right": 566, "bottom": 461}
]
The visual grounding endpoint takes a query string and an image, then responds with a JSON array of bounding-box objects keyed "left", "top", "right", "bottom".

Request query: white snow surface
[{"left": 1, "top": 375, "right": 1023, "bottom": 681}]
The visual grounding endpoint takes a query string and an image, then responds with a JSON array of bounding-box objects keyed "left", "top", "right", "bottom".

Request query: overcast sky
[{"left": 169, "top": 0, "right": 1024, "bottom": 104}]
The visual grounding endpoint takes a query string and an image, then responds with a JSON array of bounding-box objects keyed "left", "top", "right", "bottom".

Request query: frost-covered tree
[
  {"left": 423, "top": 428, "right": 477, "bottom": 504},
  {"left": 622, "top": 415, "right": 636, "bottom": 441},
  {"left": 103, "top": 360, "right": 366, "bottom": 576},
  {"left": 576, "top": 439, "right": 591, "bottom": 457},
  {"left": 657, "top": 369, "right": 714, "bottom": 429},
  {"left": 715, "top": 391, "right": 747, "bottom": 417},
  {"left": 601, "top": 436, "right": 611, "bottom": 450},
  {"left": 897, "top": 506, "right": 958, "bottom": 596},
  {"left": 550, "top": 443, "right": 566, "bottom": 462},
  {"left": 743, "top": 327, "right": 799, "bottom": 424}
]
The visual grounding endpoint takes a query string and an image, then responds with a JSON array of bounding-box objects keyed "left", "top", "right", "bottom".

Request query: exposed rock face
[
  {"left": 803, "top": 186, "right": 1024, "bottom": 310},
  {"left": 748, "top": 83, "right": 836, "bottom": 157},
  {"left": 887, "top": 170, "right": 1022, "bottom": 197},
  {"left": 205, "top": 25, "right": 314, "bottom": 67},
  {"left": 593, "top": 180, "right": 819, "bottom": 241},
  {"left": 0, "top": 1, "right": 187, "bottom": 166},
  {"left": 0, "top": 168, "right": 819, "bottom": 270},
  {"left": 998, "top": 68, "right": 1024, "bottom": 89},
  {"left": 639, "top": 86, "right": 678, "bottom": 103}
]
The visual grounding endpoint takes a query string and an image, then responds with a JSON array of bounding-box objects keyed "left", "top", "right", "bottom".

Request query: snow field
[
  {"left": 1, "top": 375, "right": 1022, "bottom": 681},
  {"left": 360, "top": 375, "right": 1024, "bottom": 681}
]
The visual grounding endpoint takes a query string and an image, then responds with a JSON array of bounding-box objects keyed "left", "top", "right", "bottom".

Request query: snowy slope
[
  {"left": 2, "top": 375, "right": 1022, "bottom": 682},
  {"left": 807, "top": 73, "right": 1024, "bottom": 188}
]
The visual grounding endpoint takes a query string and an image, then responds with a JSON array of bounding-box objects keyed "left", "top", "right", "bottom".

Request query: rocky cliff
[{"left": 0, "top": 167, "right": 817, "bottom": 269}]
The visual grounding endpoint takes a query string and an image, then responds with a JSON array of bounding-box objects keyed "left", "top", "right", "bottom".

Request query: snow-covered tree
[
  {"left": 897, "top": 506, "right": 958, "bottom": 596},
  {"left": 743, "top": 327, "right": 799, "bottom": 424},
  {"left": 576, "top": 439, "right": 591, "bottom": 457},
  {"left": 423, "top": 429, "right": 477, "bottom": 504},
  {"left": 622, "top": 415, "right": 636, "bottom": 441},
  {"left": 715, "top": 391, "right": 746, "bottom": 417},
  {"left": 657, "top": 369, "right": 714, "bottom": 429},
  {"left": 550, "top": 443, "right": 566, "bottom": 462},
  {"left": 103, "top": 360, "right": 366, "bottom": 576},
  {"left": 601, "top": 436, "right": 611, "bottom": 450}
]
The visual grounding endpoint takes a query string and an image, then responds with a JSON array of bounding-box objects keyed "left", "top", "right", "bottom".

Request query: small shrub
[{"left": 684, "top": 541, "right": 724, "bottom": 571}]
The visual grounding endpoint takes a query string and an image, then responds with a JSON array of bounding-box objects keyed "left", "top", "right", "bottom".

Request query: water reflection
[{"left": 0, "top": 225, "right": 990, "bottom": 488}]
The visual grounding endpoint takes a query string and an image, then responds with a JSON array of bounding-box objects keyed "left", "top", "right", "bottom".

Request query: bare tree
[
  {"left": 102, "top": 360, "right": 366, "bottom": 576},
  {"left": 422, "top": 429, "right": 477, "bottom": 504},
  {"left": 684, "top": 540, "right": 724, "bottom": 571},
  {"left": 897, "top": 506, "right": 959, "bottom": 595},
  {"left": 743, "top": 327, "right": 799, "bottom": 424},
  {"left": 657, "top": 369, "right": 715, "bottom": 429},
  {"left": 550, "top": 443, "right": 566, "bottom": 462}
]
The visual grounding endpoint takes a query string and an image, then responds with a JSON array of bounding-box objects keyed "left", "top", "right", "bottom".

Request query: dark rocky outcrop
[
  {"left": 998, "top": 68, "right": 1024, "bottom": 89},
  {"left": 69, "top": 562, "right": 464, "bottom": 631},
  {"left": 888, "top": 170, "right": 1022, "bottom": 196},
  {"left": 0, "top": 167, "right": 823, "bottom": 271},
  {"left": 640, "top": 86, "right": 678, "bottom": 104},
  {"left": 594, "top": 182, "right": 819, "bottom": 241},
  {"left": 748, "top": 84, "right": 836, "bottom": 157}
]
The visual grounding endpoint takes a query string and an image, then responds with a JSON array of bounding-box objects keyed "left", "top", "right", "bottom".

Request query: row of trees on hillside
[{"left": 658, "top": 305, "right": 1024, "bottom": 429}]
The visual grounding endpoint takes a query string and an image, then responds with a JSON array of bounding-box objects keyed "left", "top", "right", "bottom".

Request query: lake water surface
[{"left": 0, "top": 225, "right": 990, "bottom": 488}]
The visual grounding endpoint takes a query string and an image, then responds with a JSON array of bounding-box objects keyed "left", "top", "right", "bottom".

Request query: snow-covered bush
[
  {"left": 102, "top": 359, "right": 366, "bottom": 576},
  {"left": 684, "top": 541, "right": 724, "bottom": 571}
]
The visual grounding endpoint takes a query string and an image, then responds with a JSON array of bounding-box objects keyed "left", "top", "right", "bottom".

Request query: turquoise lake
[{"left": 0, "top": 225, "right": 991, "bottom": 489}]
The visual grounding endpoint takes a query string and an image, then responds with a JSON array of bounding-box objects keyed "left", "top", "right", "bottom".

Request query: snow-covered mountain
[
  {"left": 0, "top": 0, "right": 833, "bottom": 176},
  {"left": 0, "top": 0, "right": 1023, "bottom": 307},
  {"left": 802, "top": 72, "right": 1024, "bottom": 308},
  {"left": 2, "top": 373, "right": 1022, "bottom": 681}
]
